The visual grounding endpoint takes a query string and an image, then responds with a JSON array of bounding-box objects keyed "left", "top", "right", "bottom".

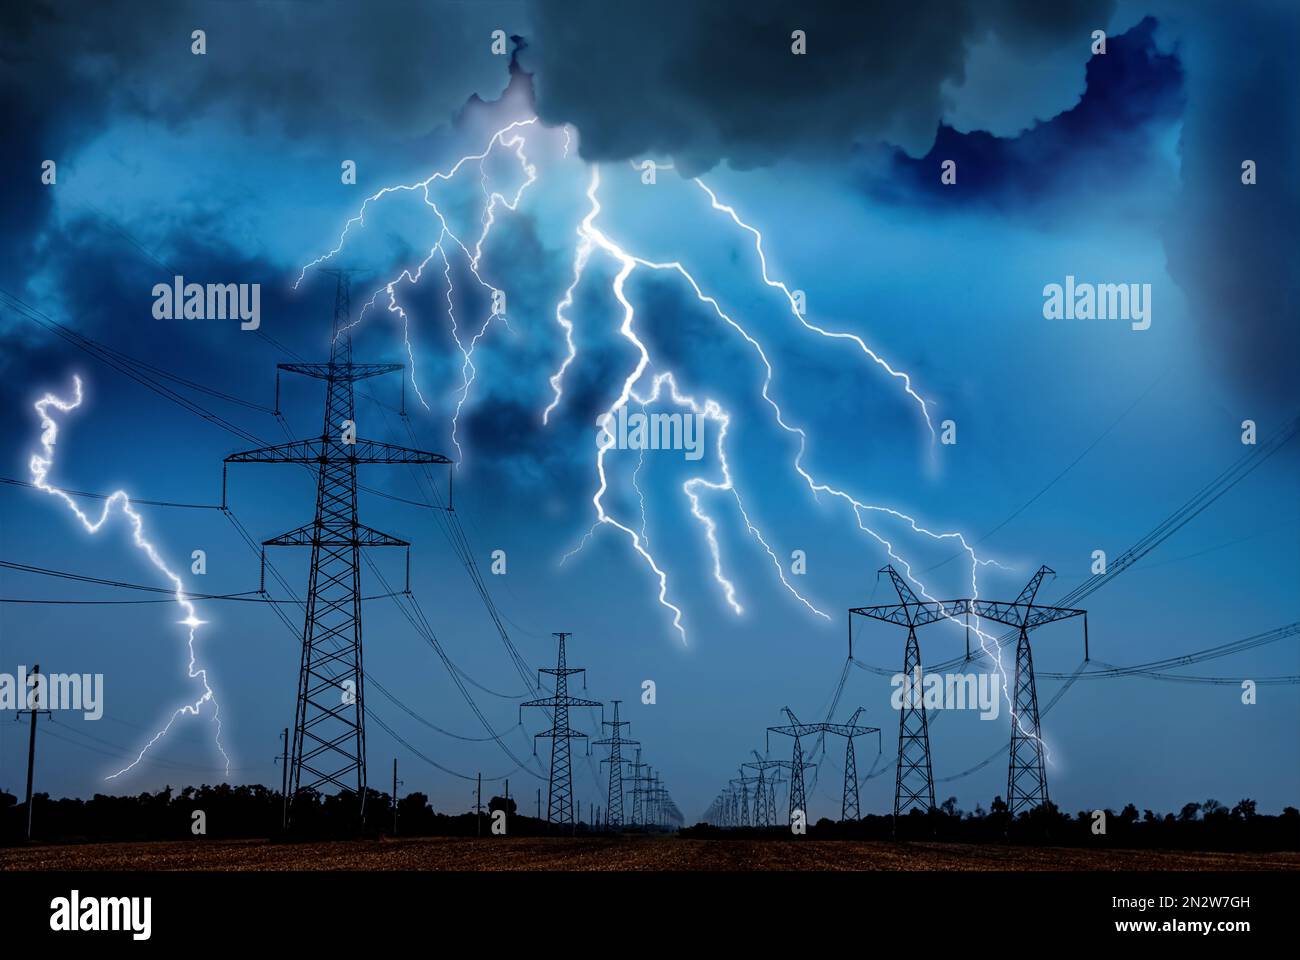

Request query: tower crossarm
[
  {"left": 768, "top": 722, "right": 825, "bottom": 738},
  {"left": 850, "top": 599, "right": 1083, "bottom": 630},
  {"left": 969, "top": 600, "right": 1084, "bottom": 629},
  {"left": 822, "top": 722, "right": 880, "bottom": 738},
  {"left": 849, "top": 599, "right": 970, "bottom": 626},
  {"left": 225, "top": 437, "right": 451, "bottom": 465},
  {"left": 593, "top": 735, "right": 639, "bottom": 748},
  {"left": 278, "top": 361, "right": 404, "bottom": 383},
  {"left": 263, "top": 522, "right": 409, "bottom": 548}
]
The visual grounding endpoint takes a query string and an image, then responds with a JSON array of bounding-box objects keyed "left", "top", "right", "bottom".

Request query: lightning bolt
[
  {"left": 29, "top": 376, "right": 230, "bottom": 780},
  {"left": 293, "top": 117, "right": 1046, "bottom": 756},
  {"left": 683, "top": 178, "right": 1050, "bottom": 752},
  {"left": 548, "top": 164, "right": 1045, "bottom": 757},
  {"left": 300, "top": 117, "right": 543, "bottom": 466},
  {"left": 557, "top": 166, "right": 827, "bottom": 642}
]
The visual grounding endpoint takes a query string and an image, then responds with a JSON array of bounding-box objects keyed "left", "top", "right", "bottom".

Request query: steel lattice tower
[
  {"left": 896, "top": 625, "right": 935, "bottom": 817},
  {"left": 823, "top": 707, "right": 881, "bottom": 821},
  {"left": 1008, "top": 624, "right": 1048, "bottom": 814},
  {"left": 225, "top": 276, "right": 449, "bottom": 819},
  {"left": 623, "top": 748, "right": 647, "bottom": 826},
  {"left": 521, "top": 632, "right": 600, "bottom": 825},
  {"left": 593, "top": 699, "right": 638, "bottom": 828},
  {"left": 743, "top": 753, "right": 799, "bottom": 828},
  {"left": 768, "top": 708, "right": 824, "bottom": 826},
  {"left": 742, "top": 759, "right": 772, "bottom": 827},
  {"left": 851, "top": 564, "right": 1087, "bottom": 821}
]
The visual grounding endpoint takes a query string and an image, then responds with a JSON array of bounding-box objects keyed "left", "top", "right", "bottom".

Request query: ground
[{"left": 2, "top": 837, "right": 1297, "bottom": 871}]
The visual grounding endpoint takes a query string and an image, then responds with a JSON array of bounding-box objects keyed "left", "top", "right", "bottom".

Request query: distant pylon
[
  {"left": 225, "top": 274, "right": 449, "bottom": 821},
  {"left": 521, "top": 632, "right": 601, "bottom": 825},
  {"left": 822, "top": 707, "right": 881, "bottom": 821},
  {"left": 767, "top": 707, "right": 822, "bottom": 826},
  {"left": 593, "top": 699, "right": 638, "bottom": 828},
  {"left": 623, "top": 747, "right": 647, "bottom": 825},
  {"left": 730, "top": 776, "right": 751, "bottom": 826}
]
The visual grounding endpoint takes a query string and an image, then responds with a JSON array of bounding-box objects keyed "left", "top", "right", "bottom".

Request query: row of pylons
[{"left": 703, "top": 565, "right": 1088, "bottom": 827}]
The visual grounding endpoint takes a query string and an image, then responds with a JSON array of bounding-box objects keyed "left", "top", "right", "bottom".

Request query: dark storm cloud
[
  {"left": 1, "top": 0, "right": 526, "bottom": 142},
  {"left": 868, "top": 17, "right": 1182, "bottom": 209},
  {"left": 520, "top": 0, "right": 1114, "bottom": 173},
  {"left": 0, "top": 0, "right": 529, "bottom": 386},
  {"left": 1157, "top": 1, "right": 1300, "bottom": 404}
]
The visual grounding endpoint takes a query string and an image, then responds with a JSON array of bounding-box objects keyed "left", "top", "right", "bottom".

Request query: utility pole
[
  {"left": 391, "top": 759, "right": 403, "bottom": 835},
  {"left": 476, "top": 772, "right": 482, "bottom": 836},
  {"left": 225, "top": 274, "right": 450, "bottom": 825},
  {"left": 521, "top": 632, "right": 600, "bottom": 825},
  {"left": 18, "top": 664, "right": 50, "bottom": 841},
  {"left": 536, "top": 788, "right": 540, "bottom": 820},
  {"left": 277, "top": 727, "right": 289, "bottom": 830}
]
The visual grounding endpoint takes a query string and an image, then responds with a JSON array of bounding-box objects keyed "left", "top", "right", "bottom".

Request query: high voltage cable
[
  {"left": 853, "top": 411, "right": 1300, "bottom": 679},
  {"left": 0, "top": 476, "right": 219, "bottom": 510},
  {"left": 0, "top": 558, "right": 398, "bottom": 604}
]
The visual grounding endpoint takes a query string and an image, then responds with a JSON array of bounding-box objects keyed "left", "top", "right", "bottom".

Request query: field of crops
[{"left": 3, "top": 837, "right": 1297, "bottom": 871}]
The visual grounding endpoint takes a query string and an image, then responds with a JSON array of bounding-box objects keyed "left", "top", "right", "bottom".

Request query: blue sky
[{"left": 1, "top": 0, "right": 1296, "bottom": 822}]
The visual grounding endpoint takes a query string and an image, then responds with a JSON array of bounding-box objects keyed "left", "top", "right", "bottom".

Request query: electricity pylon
[
  {"left": 768, "top": 707, "right": 825, "bottom": 826},
  {"left": 744, "top": 751, "right": 789, "bottom": 827},
  {"left": 851, "top": 564, "right": 1086, "bottom": 819},
  {"left": 521, "top": 632, "right": 601, "bottom": 825},
  {"left": 225, "top": 275, "right": 449, "bottom": 820},
  {"left": 623, "top": 748, "right": 648, "bottom": 826},
  {"left": 735, "top": 769, "right": 762, "bottom": 826},
  {"left": 729, "top": 775, "right": 752, "bottom": 826},
  {"left": 593, "top": 699, "right": 638, "bottom": 828},
  {"left": 822, "top": 707, "right": 881, "bottom": 821},
  {"left": 749, "top": 748, "right": 812, "bottom": 829},
  {"left": 990, "top": 566, "right": 1086, "bottom": 815}
]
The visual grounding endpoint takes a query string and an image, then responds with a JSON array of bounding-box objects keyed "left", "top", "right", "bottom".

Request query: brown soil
[{"left": 3, "top": 836, "right": 1297, "bottom": 871}]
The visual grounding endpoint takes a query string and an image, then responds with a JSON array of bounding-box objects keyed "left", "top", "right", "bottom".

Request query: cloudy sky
[{"left": 1, "top": 0, "right": 1296, "bottom": 821}]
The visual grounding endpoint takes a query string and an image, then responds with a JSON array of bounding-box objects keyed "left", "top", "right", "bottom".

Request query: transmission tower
[
  {"left": 851, "top": 564, "right": 1086, "bottom": 820},
  {"left": 225, "top": 275, "right": 449, "bottom": 819},
  {"left": 743, "top": 751, "right": 786, "bottom": 827},
  {"left": 822, "top": 707, "right": 881, "bottom": 821},
  {"left": 734, "top": 769, "right": 762, "bottom": 826},
  {"left": 521, "top": 632, "right": 601, "bottom": 825},
  {"left": 623, "top": 748, "right": 648, "bottom": 826},
  {"left": 996, "top": 566, "right": 1086, "bottom": 815},
  {"left": 593, "top": 699, "right": 638, "bottom": 828},
  {"left": 747, "top": 750, "right": 812, "bottom": 829},
  {"left": 768, "top": 707, "right": 825, "bottom": 826},
  {"left": 729, "top": 775, "right": 752, "bottom": 826}
]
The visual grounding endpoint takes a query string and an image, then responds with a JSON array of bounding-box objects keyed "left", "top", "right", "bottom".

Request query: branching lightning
[
  {"left": 292, "top": 112, "right": 1043, "bottom": 753},
  {"left": 29, "top": 376, "right": 231, "bottom": 780},
  {"left": 304, "top": 118, "right": 539, "bottom": 465}
]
